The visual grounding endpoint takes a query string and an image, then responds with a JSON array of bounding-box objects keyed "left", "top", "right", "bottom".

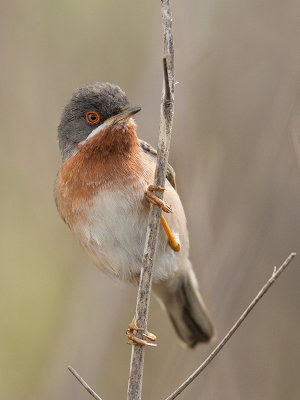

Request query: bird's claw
[
  {"left": 145, "top": 185, "right": 172, "bottom": 213},
  {"left": 147, "top": 185, "right": 165, "bottom": 192},
  {"left": 142, "top": 331, "right": 157, "bottom": 342},
  {"left": 126, "top": 316, "right": 157, "bottom": 347},
  {"left": 145, "top": 186, "right": 180, "bottom": 252}
]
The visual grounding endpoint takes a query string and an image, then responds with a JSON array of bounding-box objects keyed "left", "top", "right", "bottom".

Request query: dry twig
[
  {"left": 127, "top": 1, "right": 175, "bottom": 399},
  {"left": 68, "top": 366, "right": 103, "bottom": 400},
  {"left": 164, "top": 252, "right": 297, "bottom": 400}
]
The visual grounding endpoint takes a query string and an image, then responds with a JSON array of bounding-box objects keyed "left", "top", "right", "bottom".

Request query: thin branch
[
  {"left": 127, "top": 1, "right": 175, "bottom": 399},
  {"left": 68, "top": 366, "right": 103, "bottom": 400},
  {"left": 164, "top": 252, "right": 297, "bottom": 400}
]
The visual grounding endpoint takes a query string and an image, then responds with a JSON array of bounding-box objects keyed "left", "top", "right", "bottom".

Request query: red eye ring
[{"left": 85, "top": 111, "right": 100, "bottom": 124}]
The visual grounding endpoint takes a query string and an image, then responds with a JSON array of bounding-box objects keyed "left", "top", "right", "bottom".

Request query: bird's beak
[{"left": 105, "top": 106, "right": 141, "bottom": 125}]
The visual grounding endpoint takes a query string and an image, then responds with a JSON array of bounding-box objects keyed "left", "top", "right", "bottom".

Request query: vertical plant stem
[{"left": 127, "top": 1, "right": 175, "bottom": 399}]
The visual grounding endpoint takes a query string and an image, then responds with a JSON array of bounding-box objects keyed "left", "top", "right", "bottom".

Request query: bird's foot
[
  {"left": 145, "top": 185, "right": 172, "bottom": 213},
  {"left": 145, "top": 186, "right": 180, "bottom": 252},
  {"left": 126, "top": 316, "right": 157, "bottom": 347}
]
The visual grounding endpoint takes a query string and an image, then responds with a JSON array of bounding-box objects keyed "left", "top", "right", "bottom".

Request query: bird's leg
[
  {"left": 145, "top": 185, "right": 172, "bottom": 213},
  {"left": 126, "top": 316, "right": 157, "bottom": 347},
  {"left": 145, "top": 185, "right": 181, "bottom": 252},
  {"left": 161, "top": 214, "right": 181, "bottom": 252}
]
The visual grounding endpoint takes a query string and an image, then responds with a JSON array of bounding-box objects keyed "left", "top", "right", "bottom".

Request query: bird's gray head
[{"left": 58, "top": 82, "right": 138, "bottom": 161}]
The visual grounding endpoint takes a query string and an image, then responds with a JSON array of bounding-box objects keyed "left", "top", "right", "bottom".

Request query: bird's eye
[{"left": 85, "top": 111, "right": 100, "bottom": 124}]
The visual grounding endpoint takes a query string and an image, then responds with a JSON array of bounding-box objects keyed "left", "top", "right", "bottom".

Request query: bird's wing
[{"left": 139, "top": 139, "right": 177, "bottom": 190}]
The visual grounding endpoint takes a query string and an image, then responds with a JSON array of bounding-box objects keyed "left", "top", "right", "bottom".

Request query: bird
[{"left": 55, "top": 82, "right": 215, "bottom": 348}]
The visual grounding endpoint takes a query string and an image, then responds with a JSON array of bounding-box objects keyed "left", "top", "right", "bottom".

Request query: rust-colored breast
[{"left": 55, "top": 119, "right": 143, "bottom": 228}]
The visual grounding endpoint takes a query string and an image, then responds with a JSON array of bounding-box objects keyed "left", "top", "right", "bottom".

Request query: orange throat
[{"left": 55, "top": 118, "right": 143, "bottom": 227}]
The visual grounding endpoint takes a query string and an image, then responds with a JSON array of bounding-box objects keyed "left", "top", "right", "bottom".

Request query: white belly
[{"left": 73, "top": 184, "right": 185, "bottom": 283}]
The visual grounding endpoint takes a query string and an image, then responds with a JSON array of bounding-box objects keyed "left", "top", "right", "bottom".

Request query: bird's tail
[{"left": 154, "top": 266, "right": 215, "bottom": 348}]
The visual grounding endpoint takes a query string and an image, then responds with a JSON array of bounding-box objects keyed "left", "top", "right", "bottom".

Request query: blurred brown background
[{"left": 1, "top": 1, "right": 299, "bottom": 399}]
